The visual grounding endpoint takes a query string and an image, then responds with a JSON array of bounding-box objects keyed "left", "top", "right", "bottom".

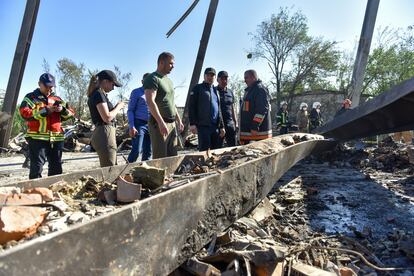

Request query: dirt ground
[
  {"left": 0, "top": 151, "right": 128, "bottom": 185},
  {"left": 277, "top": 159, "right": 414, "bottom": 268}
]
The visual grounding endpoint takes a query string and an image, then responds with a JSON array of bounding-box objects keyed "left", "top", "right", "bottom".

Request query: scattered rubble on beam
[
  {"left": 173, "top": 138, "right": 414, "bottom": 275},
  {"left": 0, "top": 134, "right": 317, "bottom": 252}
]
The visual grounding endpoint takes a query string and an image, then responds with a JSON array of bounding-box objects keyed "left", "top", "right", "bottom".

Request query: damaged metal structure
[
  {"left": 0, "top": 76, "right": 413, "bottom": 274},
  {"left": 317, "top": 76, "right": 414, "bottom": 141},
  {"left": 0, "top": 134, "right": 331, "bottom": 275}
]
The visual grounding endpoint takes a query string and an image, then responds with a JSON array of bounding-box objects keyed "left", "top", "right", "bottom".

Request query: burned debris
[
  {"left": 173, "top": 138, "right": 414, "bottom": 275},
  {"left": 0, "top": 134, "right": 332, "bottom": 275}
]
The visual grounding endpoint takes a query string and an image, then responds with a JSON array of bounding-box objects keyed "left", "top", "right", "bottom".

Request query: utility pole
[
  {"left": 0, "top": 0, "right": 41, "bottom": 147},
  {"left": 348, "top": 0, "right": 380, "bottom": 107},
  {"left": 182, "top": 0, "right": 219, "bottom": 130}
]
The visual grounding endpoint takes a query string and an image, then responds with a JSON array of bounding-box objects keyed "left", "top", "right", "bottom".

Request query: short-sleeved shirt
[
  {"left": 88, "top": 89, "right": 114, "bottom": 125},
  {"left": 143, "top": 71, "right": 176, "bottom": 122},
  {"left": 218, "top": 86, "right": 235, "bottom": 127}
]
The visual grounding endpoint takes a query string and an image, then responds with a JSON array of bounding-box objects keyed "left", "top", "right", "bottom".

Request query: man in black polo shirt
[
  {"left": 189, "top": 67, "right": 225, "bottom": 151},
  {"left": 217, "top": 71, "right": 238, "bottom": 147}
]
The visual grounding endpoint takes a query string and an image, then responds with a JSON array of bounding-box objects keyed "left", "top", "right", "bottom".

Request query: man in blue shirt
[
  {"left": 189, "top": 67, "right": 225, "bottom": 151},
  {"left": 127, "top": 73, "right": 151, "bottom": 162}
]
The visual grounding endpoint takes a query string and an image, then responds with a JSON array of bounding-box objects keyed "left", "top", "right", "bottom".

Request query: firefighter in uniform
[
  {"left": 19, "top": 73, "right": 74, "bottom": 179},
  {"left": 276, "top": 101, "right": 289, "bottom": 134},
  {"left": 309, "top": 101, "right": 323, "bottom": 132},
  {"left": 239, "top": 70, "right": 272, "bottom": 144}
]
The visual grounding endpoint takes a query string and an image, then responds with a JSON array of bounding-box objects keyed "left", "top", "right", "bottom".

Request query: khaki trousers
[
  {"left": 148, "top": 119, "right": 178, "bottom": 159},
  {"left": 91, "top": 125, "right": 117, "bottom": 167}
]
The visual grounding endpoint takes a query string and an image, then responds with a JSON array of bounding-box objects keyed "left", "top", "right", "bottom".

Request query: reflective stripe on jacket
[
  {"left": 240, "top": 80, "right": 272, "bottom": 142},
  {"left": 19, "top": 89, "right": 74, "bottom": 142},
  {"left": 276, "top": 110, "right": 289, "bottom": 127}
]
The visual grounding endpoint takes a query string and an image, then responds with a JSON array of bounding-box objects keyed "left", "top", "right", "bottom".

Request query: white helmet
[
  {"left": 299, "top": 102, "right": 308, "bottom": 109},
  {"left": 312, "top": 102, "right": 321, "bottom": 109},
  {"left": 280, "top": 101, "right": 288, "bottom": 108}
]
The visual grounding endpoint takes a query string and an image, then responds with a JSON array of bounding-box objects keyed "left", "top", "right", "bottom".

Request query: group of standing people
[
  {"left": 88, "top": 52, "right": 183, "bottom": 167},
  {"left": 276, "top": 101, "right": 323, "bottom": 134},
  {"left": 189, "top": 68, "right": 272, "bottom": 150},
  {"left": 19, "top": 51, "right": 274, "bottom": 179}
]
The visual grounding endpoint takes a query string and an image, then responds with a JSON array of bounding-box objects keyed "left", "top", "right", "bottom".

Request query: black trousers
[
  {"left": 221, "top": 125, "right": 237, "bottom": 147},
  {"left": 28, "top": 138, "right": 63, "bottom": 179},
  {"left": 197, "top": 125, "right": 222, "bottom": 151},
  {"left": 279, "top": 126, "right": 288, "bottom": 135}
]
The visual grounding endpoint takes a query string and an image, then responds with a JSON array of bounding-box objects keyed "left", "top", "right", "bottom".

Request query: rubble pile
[
  {"left": 177, "top": 177, "right": 414, "bottom": 275},
  {"left": 360, "top": 137, "right": 413, "bottom": 173},
  {"left": 318, "top": 136, "right": 413, "bottom": 174},
  {"left": 175, "top": 138, "right": 414, "bottom": 275},
  {"left": 0, "top": 119, "right": 133, "bottom": 157},
  {"left": 0, "top": 134, "right": 318, "bottom": 254}
]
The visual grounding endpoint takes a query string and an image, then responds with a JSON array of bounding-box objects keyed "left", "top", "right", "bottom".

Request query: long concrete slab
[
  {"left": 316, "top": 77, "right": 414, "bottom": 141},
  {"left": 0, "top": 134, "right": 331, "bottom": 275}
]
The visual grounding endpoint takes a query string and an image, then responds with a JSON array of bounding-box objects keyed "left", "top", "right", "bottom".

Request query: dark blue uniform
[{"left": 218, "top": 86, "right": 237, "bottom": 147}]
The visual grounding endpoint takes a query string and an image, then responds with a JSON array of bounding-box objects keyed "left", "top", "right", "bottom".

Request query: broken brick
[
  {"left": 5, "top": 193, "right": 43, "bottom": 205},
  {"left": 116, "top": 176, "right": 142, "bottom": 203},
  {"left": 0, "top": 193, "right": 46, "bottom": 245},
  {"left": 23, "top": 187, "right": 54, "bottom": 202}
]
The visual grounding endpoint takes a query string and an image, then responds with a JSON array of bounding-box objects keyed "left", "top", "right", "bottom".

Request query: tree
[
  {"left": 113, "top": 66, "right": 132, "bottom": 102},
  {"left": 335, "top": 51, "right": 355, "bottom": 92},
  {"left": 362, "top": 25, "right": 414, "bottom": 96},
  {"left": 112, "top": 66, "right": 132, "bottom": 123},
  {"left": 41, "top": 58, "right": 50, "bottom": 73},
  {"left": 227, "top": 74, "right": 246, "bottom": 117},
  {"left": 283, "top": 37, "right": 339, "bottom": 109},
  {"left": 250, "top": 7, "right": 339, "bottom": 107},
  {"left": 56, "top": 58, "right": 89, "bottom": 119}
]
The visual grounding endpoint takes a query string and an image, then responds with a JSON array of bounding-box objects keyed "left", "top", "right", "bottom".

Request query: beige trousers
[
  {"left": 148, "top": 119, "right": 178, "bottom": 159},
  {"left": 91, "top": 125, "right": 117, "bottom": 167}
]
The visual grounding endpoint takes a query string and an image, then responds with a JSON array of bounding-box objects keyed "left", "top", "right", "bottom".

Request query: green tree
[
  {"left": 283, "top": 37, "right": 339, "bottom": 108},
  {"left": 363, "top": 26, "right": 414, "bottom": 96},
  {"left": 113, "top": 66, "right": 132, "bottom": 102},
  {"left": 41, "top": 58, "right": 50, "bottom": 73},
  {"left": 335, "top": 51, "right": 355, "bottom": 92},
  {"left": 11, "top": 106, "right": 25, "bottom": 137},
  {"left": 228, "top": 74, "right": 245, "bottom": 104},
  {"left": 56, "top": 58, "right": 89, "bottom": 119},
  {"left": 250, "top": 7, "right": 339, "bottom": 107}
]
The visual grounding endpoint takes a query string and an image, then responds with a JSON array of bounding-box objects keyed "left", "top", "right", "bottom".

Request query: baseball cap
[
  {"left": 217, "top": 71, "right": 228, "bottom": 78},
  {"left": 97, "top": 70, "right": 122, "bottom": 87},
  {"left": 39, "top": 73, "right": 56, "bottom": 87},
  {"left": 204, "top": 67, "right": 216, "bottom": 75}
]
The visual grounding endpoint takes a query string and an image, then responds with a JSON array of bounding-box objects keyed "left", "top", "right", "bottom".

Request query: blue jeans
[{"left": 128, "top": 119, "right": 151, "bottom": 162}]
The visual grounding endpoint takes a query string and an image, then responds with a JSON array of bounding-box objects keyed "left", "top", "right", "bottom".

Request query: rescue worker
[
  {"left": 19, "top": 73, "right": 74, "bottom": 179},
  {"left": 276, "top": 101, "right": 289, "bottom": 134},
  {"left": 239, "top": 70, "right": 272, "bottom": 144},
  {"left": 296, "top": 102, "right": 309, "bottom": 133},
  {"left": 309, "top": 101, "right": 323, "bottom": 132},
  {"left": 335, "top": 98, "right": 352, "bottom": 117}
]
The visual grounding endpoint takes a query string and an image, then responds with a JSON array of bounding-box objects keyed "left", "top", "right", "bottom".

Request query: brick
[
  {"left": 116, "top": 176, "right": 142, "bottom": 203},
  {"left": 0, "top": 194, "right": 46, "bottom": 245},
  {"left": 23, "top": 187, "right": 54, "bottom": 202}
]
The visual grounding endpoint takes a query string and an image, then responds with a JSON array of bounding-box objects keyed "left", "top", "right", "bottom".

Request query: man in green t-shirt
[{"left": 144, "top": 52, "right": 184, "bottom": 159}]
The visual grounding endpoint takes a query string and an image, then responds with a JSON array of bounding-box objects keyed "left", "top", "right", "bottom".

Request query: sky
[{"left": 0, "top": 0, "right": 413, "bottom": 107}]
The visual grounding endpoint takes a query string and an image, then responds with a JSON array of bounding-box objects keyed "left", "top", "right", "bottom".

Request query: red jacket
[{"left": 19, "top": 89, "right": 74, "bottom": 142}]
